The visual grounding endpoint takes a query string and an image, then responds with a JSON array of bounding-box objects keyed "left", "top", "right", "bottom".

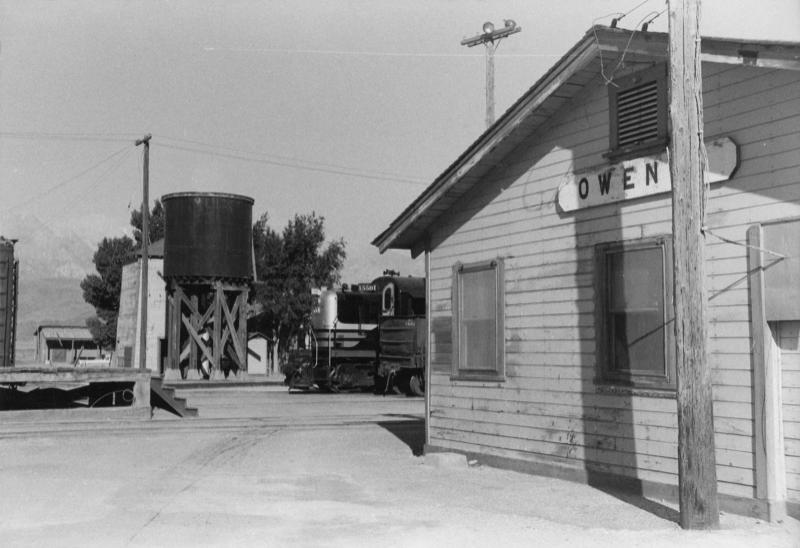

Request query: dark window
[
  {"left": 452, "top": 259, "right": 505, "bottom": 381},
  {"left": 382, "top": 284, "right": 394, "bottom": 316},
  {"left": 337, "top": 292, "right": 381, "bottom": 325},
  {"left": 595, "top": 237, "right": 675, "bottom": 389},
  {"left": 608, "top": 64, "right": 668, "bottom": 160},
  {"left": 50, "top": 347, "right": 67, "bottom": 363}
]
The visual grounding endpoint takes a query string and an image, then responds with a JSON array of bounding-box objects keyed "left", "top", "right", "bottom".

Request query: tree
[
  {"left": 80, "top": 236, "right": 136, "bottom": 349},
  {"left": 250, "top": 212, "right": 346, "bottom": 367},
  {"left": 80, "top": 200, "right": 162, "bottom": 350},
  {"left": 130, "top": 199, "right": 165, "bottom": 246}
]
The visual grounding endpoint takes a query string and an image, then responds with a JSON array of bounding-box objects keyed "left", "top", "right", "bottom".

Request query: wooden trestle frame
[{"left": 165, "top": 278, "right": 249, "bottom": 377}]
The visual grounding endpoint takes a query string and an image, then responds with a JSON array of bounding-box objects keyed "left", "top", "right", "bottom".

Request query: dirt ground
[{"left": 0, "top": 386, "right": 797, "bottom": 547}]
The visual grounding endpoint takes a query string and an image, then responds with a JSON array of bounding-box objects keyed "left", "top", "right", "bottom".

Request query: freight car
[
  {"left": 286, "top": 274, "right": 426, "bottom": 395},
  {"left": 0, "top": 237, "right": 19, "bottom": 369}
]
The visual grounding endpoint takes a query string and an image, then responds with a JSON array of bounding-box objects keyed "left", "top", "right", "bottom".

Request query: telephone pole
[
  {"left": 667, "top": 0, "right": 720, "bottom": 529},
  {"left": 135, "top": 134, "right": 152, "bottom": 372},
  {"left": 461, "top": 19, "right": 521, "bottom": 128}
]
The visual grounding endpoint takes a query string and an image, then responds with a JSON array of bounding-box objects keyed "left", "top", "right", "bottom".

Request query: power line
[
  {"left": 0, "top": 144, "right": 133, "bottom": 213},
  {"left": 202, "top": 46, "right": 557, "bottom": 58},
  {"left": 157, "top": 141, "right": 428, "bottom": 185},
  {"left": 0, "top": 131, "right": 140, "bottom": 144},
  {"left": 154, "top": 134, "right": 429, "bottom": 184},
  {"left": 49, "top": 148, "right": 136, "bottom": 218},
  {"left": 2, "top": 147, "right": 136, "bottom": 243},
  {"left": 3, "top": 130, "right": 430, "bottom": 186}
]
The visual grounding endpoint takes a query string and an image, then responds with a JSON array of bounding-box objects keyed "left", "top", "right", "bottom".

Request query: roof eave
[
  {"left": 372, "top": 28, "right": 603, "bottom": 253},
  {"left": 372, "top": 27, "right": 800, "bottom": 253}
]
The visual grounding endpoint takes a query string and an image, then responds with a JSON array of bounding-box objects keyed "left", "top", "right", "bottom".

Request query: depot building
[{"left": 373, "top": 26, "right": 800, "bottom": 520}]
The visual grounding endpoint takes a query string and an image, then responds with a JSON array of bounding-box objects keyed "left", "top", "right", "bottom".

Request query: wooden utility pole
[
  {"left": 135, "top": 134, "right": 152, "bottom": 372},
  {"left": 461, "top": 20, "right": 521, "bottom": 128},
  {"left": 667, "top": 0, "right": 720, "bottom": 529},
  {"left": 485, "top": 40, "right": 497, "bottom": 128}
]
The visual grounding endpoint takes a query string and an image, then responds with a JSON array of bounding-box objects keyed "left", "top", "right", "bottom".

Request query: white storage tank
[{"left": 311, "top": 289, "right": 338, "bottom": 330}]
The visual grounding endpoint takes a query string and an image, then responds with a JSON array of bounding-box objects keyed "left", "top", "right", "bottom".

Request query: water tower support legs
[{"left": 165, "top": 280, "right": 249, "bottom": 378}]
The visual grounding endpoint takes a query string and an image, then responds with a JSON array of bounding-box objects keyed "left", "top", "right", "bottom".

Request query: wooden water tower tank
[{"left": 162, "top": 192, "right": 254, "bottom": 379}]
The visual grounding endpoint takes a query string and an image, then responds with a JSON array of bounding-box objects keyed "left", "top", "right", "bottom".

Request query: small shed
[
  {"left": 374, "top": 26, "right": 800, "bottom": 521},
  {"left": 34, "top": 325, "right": 101, "bottom": 364},
  {"left": 247, "top": 332, "right": 269, "bottom": 375}
]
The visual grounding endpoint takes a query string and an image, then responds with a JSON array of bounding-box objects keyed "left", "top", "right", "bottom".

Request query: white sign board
[{"left": 557, "top": 137, "right": 738, "bottom": 212}]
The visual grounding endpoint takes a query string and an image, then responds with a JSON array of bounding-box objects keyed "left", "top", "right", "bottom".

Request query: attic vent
[
  {"left": 608, "top": 63, "right": 668, "bottom": 160},
  {"left": 616, "top": 80, "right": 659, "bottom": 148}
]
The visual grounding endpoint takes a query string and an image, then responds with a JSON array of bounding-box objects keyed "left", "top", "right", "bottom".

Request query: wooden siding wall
[{"left": 427, "top": 62, "right": 800, "bottom": 503}]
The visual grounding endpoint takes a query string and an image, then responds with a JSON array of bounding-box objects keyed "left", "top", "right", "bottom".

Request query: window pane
[
  {"left": 460, "top": 268, "right": 496, "bottom": 370},
  {"left": 608, "top": 247, "right": 664, "bottom": 375}
]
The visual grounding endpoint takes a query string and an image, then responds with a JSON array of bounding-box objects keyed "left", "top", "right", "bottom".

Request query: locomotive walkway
[{"left": 0, "top": 387, "right": 797, "bottom": 547}]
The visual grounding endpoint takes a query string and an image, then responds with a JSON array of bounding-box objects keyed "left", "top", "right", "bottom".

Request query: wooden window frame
[
  {"left": 451, "top": 258, "right": 505, "bottom": 382},
  {"left": 607, "top": 63, "right": 669, "bottom": 162},
  {"left": 595, "top": 236, "right": 675, "bottom": 390}
]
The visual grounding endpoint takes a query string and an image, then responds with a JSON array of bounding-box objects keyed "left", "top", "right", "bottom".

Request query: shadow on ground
[
  {"left": 588, "top": 480, "right": 681, "bottom": 523},
  {"left": 377, "top": 417, "right": 425, "bottom": 456}
]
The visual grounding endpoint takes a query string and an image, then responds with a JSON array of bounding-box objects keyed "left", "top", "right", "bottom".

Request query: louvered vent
[{"left": 616, "top": 80, "right": 659, "bottom": 148}]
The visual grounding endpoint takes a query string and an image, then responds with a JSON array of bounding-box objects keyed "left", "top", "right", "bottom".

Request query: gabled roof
[
  {"left": 136, "top": 238, "right": 164, "bottom": 258},
  {"left": 372, "top": 26, "right": 800, "bottom": 256},
  {"left": 34, "top": 325, "right": 93, "bottom": 340}
]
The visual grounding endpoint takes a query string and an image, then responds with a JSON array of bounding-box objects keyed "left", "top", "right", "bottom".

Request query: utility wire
[
  {"left": 0, "top": 131, "right": 140, "bottom": 144},
  {"left": 4, "top": 130, "right": 430, "bottom": 186},
  {"left": 157, "top": 142, "right": 428, "bottom": 185},
  {"left": 51, "top": 148, "right": 136, "bottom": 218},
  {"left": 0, "top": 144, "right": 132, "bottom": 213},
  {"left": 615, "top": 0, "right": 656, "bottom": 24},
  {"left": 202, "top": 46, "right": 557, "bottom": 58},
  {"left": 4, "top": 147, "right": 137, "bottom": 242},
  {"left": 154, "top": 133, "right": 428, "bottom": 184}
]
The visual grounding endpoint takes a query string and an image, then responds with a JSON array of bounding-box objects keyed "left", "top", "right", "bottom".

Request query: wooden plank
[
  {"left": 0, "top": 367, "right": 150, "bottom": 383},
  {"left": 704, "top": 67, "right": 799, "bottom": 108},
  {"left": 432, "top": 393, "right": 678, "bottom": 426},
  {"left": 431, "top": 420, "right": 679, "bottom": 474},
  {"left": 433, "top": 396, "right": 753, "bottom": 444},
  {"left": 434, "top": 383, "right": 678, "bottom": 412},
  {"left": 705, "top": 75, "right": 800, "bottom": 119},
  {"left": 430, "top": 420, "right": 756, "bottom": 490},
  {"left": 433, "top": 408, "right": 679, "bottom": 449},
  {"left": 188, "top": 294, "right": 199, "bottom": 373},
  {"left": 181, "top": 314, "right": 215, "bottom": 366},
  {"left": 237, "top": 289, "right": 249, "bottom": 367},
  {"left": 748, "top": 225, "right": 790, "bottom": 515},
  {"left": 213, "top": 283, "right": 222, "bottom": 372},
  {"left": 169, "top": 283, "right": 183, "bottom": 371},
  {"left": 219, "top": 289, "right": 246, "bottom": 365}
]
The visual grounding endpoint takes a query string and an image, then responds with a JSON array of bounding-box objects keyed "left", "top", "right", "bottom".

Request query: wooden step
[{"left": 150, "top": 377, "right": 198, "bottom": 418}]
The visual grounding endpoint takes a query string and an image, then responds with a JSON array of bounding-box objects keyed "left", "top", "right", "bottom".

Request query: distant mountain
[
  {"left": 14, "top": 277, "right": 96, "bottom": 360},
  {"left": 0, "top": 213, "right": 101, "bottom": 361},
  {"left": 0, "top": 212, "right": 95, "bottom": 280}
]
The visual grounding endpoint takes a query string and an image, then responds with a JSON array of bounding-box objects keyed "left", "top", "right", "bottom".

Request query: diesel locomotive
[{"left": 286, "top": 274, "right": 426, "bottom": 395}]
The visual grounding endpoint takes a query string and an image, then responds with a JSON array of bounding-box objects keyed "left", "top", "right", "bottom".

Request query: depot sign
[{"left": 557, "top": 137, "right": 737, "bottom": 212}]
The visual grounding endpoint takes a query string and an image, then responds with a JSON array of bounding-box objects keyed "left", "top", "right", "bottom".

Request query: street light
[{"left": 461, "top": 19, "right": 522, "bottom": 128}]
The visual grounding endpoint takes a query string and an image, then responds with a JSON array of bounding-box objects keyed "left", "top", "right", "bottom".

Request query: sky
[{"left": 1, "top": 0, "right": 799, "bottom": 284}]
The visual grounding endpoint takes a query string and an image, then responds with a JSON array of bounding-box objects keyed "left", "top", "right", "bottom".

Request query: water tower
[{"left": 162, "top": 192, "right": 253, "bottom": 379}]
